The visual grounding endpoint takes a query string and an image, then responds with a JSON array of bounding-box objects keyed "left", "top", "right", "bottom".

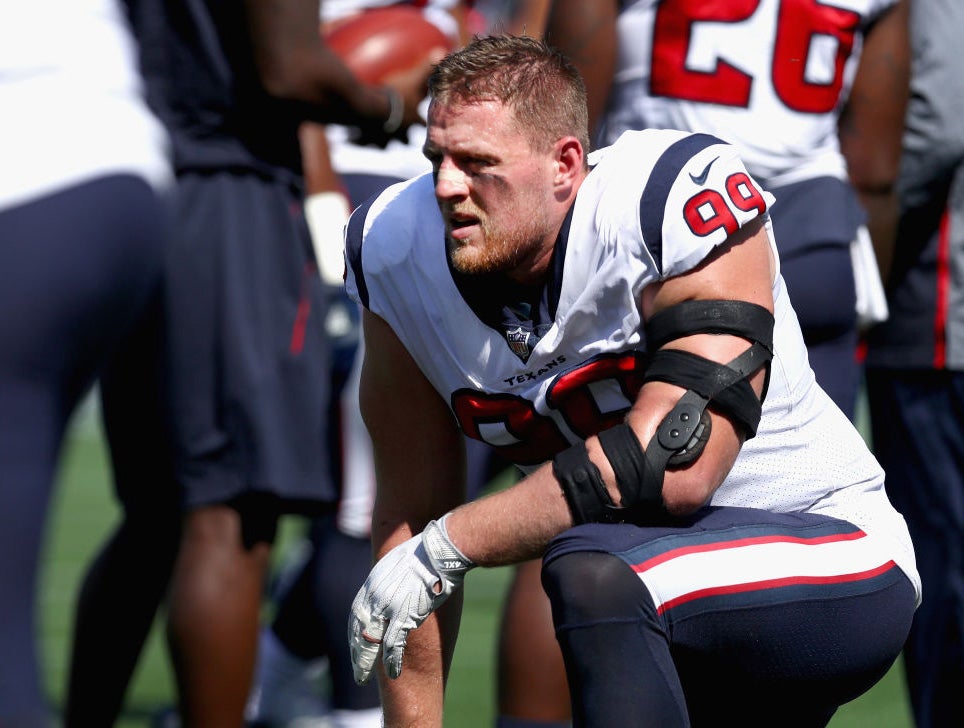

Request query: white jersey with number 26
[{"left": 598, "top": 0, "right": 898, "bottom": 187}]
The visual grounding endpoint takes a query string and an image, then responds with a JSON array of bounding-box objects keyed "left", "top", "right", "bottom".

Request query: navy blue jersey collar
[{"left": 450, "top": 204, "right": 574, "bottom": 361}]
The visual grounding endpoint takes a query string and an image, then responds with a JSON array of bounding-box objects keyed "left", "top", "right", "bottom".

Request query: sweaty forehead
[{"left": 426, "top": 98, "right": 524, "bottom": 153}]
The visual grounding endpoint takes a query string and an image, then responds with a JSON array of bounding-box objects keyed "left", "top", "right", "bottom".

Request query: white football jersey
[
  {"left": 345, "top": 128, "right": 920, "bottom": 598},
  {"left": 0, "top": 0, "right": 171, "bottom": 209},
  {"left": 597, "top": 0, "right": 898, "bottom": 188}
]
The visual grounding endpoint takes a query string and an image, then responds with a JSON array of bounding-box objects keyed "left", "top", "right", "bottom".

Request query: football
[{"left": 324, "top": 6, "right": 456, "bottom": 85}]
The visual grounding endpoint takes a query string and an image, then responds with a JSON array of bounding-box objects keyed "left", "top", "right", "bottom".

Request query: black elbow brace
[
  {"left": 552, "top": 441, "right": 618, "bottom": 524},
  {"left": 554, "top": 410, "right": 707, "bottom": 525},
  {"left": 554, "top": 299, "right": 774, "bottom": 525}
]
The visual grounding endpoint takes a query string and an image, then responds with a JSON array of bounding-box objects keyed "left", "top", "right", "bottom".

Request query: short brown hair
[{"left": 428, "top": 35, "right": 590, "bottom": 154}]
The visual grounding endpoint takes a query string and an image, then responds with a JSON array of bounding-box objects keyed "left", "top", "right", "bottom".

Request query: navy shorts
[
  {"left": 165, "top": 171, "right": 334, "bottom": 511},
  {"left": 867, "top": 368, "right": 964, "bottom": 725}
]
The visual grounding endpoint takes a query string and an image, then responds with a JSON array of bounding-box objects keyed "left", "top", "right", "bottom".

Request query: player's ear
[{"left": 554, "top": 136, "right": 584, "bottom": 187}]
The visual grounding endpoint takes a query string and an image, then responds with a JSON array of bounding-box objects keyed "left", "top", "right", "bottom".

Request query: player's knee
[{"left": 542, "top": 550, "right": 654, "bottom": 626}]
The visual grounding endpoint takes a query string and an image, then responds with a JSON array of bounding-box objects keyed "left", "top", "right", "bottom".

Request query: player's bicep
[
  {"left": 645, "top": 216, "right": 775, "bottom": 321},
  {"left": 621, "top": 219, "right": 775, "bottom": 512},
  {"left": 643, "top": 216, "right": 774, "bottom": 396}
]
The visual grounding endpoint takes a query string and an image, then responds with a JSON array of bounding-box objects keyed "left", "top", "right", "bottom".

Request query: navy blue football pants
[
  {"left": 542, "top": 507, "right": 916, "bottom": 727},
  {"left": 781, "top": 245, "right": 859, "bottom": 420},
  {"left": 0, "top": 175, "right": 166, "bottom": 726}
]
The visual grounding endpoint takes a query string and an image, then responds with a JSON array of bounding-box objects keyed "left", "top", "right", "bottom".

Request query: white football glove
[{"left": 349, "top": 514, "right": 474, "bottom": 685}]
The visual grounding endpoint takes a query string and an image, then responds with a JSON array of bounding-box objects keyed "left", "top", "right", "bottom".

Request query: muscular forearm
[
  {"left": 377, "top": 594, "right": 463, "bottom": 727},
  {"left": 445, "top": 381, "right": 745, "bottom": 568},
  {"left": 446, "top": 466, "right": 573, "bottom": 567},
  {"left": 838, "top": 0, "right": 909, "bottom": 282},
  {"left": 856, "top": 188, "right": 900, "bottom": 284}
]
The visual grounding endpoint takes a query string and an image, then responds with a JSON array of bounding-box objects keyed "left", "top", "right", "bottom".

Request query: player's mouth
[{"left": 447, "top": 213, "right": 480, "bottom": 240}]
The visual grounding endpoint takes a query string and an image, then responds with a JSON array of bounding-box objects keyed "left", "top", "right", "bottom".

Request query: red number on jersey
[
  {"left": 547, "top": 353, "right": 646, "bottom": 438},
  {"left": 651, "top": 0, "right": 757, "bottom": 106},
  {"left": 772, "top": 0, "right": 859, "bottom": 112},
  {"left": 726, "top": 172, "right": 768, "bottom": 214},
  {"left": 651, "top": 0, "right": 860, "bottom": 114},
  {"left": 451, "top": 390, "right": 570, "bottom": 467},
  {"left": 683, "top": 189, "right": 740, "bottom": 237},
  {"left": 683, "top": 171, "right": 764, "bottom": 237},
  {"left": 451, "top": 352, "right": 646, "bottom": 466}
]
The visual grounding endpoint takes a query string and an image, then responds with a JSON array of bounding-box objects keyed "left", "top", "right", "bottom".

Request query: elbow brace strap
[
  {"left": 644, "top": 299, "right": 774, "bottom": 437},
  {"left": 553, "top": 299, "right": 774, "bottom": 525},
  {"left": 552, "top": 441, "right": 618, "bottom": 524}
]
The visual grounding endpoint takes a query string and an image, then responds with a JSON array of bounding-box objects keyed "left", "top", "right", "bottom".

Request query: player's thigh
[{"left": 546, "top": 507, "right": 916, "bottom": 724}]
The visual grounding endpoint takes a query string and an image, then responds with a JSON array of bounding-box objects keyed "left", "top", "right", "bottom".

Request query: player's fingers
[
  {"left": 361, "top": 613, "right": 387, "bottom": 644},
  {"left": 382, "top": 622, "right": 409, "bottom": 680},
  {"left": 351, "top": 638, "right": 380, "bottom": 685},
  {"left": 350, "top": 617, "right": 384, "bottom": 685},
  {"left": 349, "top": 593, "right": 387, "bottom": 684},
  {"left": 382, "top": 594, "right": 419, "bottom": 680}
]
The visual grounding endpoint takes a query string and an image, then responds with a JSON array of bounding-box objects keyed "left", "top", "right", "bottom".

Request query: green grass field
[{"left": 40, "top": 412, "right": 914, "bottom": 726}]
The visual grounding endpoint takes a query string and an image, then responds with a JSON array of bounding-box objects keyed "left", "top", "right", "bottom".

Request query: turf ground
[{"left": 40, "top": 409, "right": 914, "bottom": 726}]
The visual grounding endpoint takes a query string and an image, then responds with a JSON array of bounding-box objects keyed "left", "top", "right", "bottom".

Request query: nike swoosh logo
[{"left": 688, "top": 156, "right": 719, "bottom": 186}]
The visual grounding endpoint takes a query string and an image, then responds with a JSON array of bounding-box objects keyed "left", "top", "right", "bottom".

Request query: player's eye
[{"left": 463, "top": 156, "right": 494, "bottom": 174}]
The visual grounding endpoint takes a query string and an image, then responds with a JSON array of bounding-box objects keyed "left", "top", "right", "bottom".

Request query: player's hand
[
  {"left": 349, "top": 515, "right": 474, "bottom": 684},
  {"left": 381, "top": 46, "right": 448, "bottom": 128},
  {"left": 354, "top": 47, "right": 448, "bottom": 148}
]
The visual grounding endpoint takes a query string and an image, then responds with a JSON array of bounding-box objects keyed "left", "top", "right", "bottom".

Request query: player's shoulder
[
  {"left": 344, "top": 172, "right": 441, "bottom": 307},
  {"left": 583, "top": 129, "right": 747, "bottom": 217},
  {"left": 581, "top": 129, "right": 773, "bottom": 278},
  {"left": 589, "top": 129, "right": 738, "bottom": 184},
  {"left": 347, "top": 172, "right": 435, "bottom": 249}
]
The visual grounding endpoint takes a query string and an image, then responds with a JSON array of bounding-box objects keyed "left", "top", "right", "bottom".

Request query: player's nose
[{"left": 434, "top": 160, "right": 468, "bottom": 199}]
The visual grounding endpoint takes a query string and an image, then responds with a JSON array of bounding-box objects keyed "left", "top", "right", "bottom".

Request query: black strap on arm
[
  {"left": 552, "top": 440, "right": 618, "bottom": 524},
  {"left": 596, "top": 423, "right": 666, "bottom": 521},
  {"left": 644, "top": 299, "right": 774, "bottom": 437},
  {"left": 553, "top": 299, "right": 775, "bottom": 525}
]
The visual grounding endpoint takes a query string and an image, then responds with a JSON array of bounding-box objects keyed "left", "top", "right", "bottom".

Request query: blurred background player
[
  {"left": 865, "top": 0, "right": 964, "bottom": 724},
  {"left": 64, "top": 1, "right": 442, "bottom": 727},
  {"left": 0, "top": 1, "right": 172, "bottom": 725},
  {"left": 488, "top": 2, "right": 911, "bottom": 724},
  {"left": 245, "top": 4, "right": 497, "bottom": 727},
  {"left": 248, "top": 5, "right": 565, "bottom": 727},
  {"left": 545, "top": 0, "right": 908, "bottom": 420}
]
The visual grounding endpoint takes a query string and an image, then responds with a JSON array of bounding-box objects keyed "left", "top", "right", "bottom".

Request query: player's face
[{"left": 424, "top": 98, "right": 558, "bottom": 280}]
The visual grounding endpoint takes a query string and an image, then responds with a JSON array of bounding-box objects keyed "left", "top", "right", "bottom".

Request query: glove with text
[{"left": 349, "top": 514, "right": 475, "bottom": 685}]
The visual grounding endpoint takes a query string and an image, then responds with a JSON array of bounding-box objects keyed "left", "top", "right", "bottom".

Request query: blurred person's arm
[
  {"left": 243, "top": 0, "right": 446, "bottom": 143},
  {"left": 299, "top": 123, "right": 350, "bottom": 285},
  {"left": 543, "top": 0, "right": 618, "bottom": 139},
  {"left": 445, "top": 0, "right": 481, "bottom": 46},
  {"left": 838, "top": 0, "right": 910, "bottom": 283},
  {"left": 504, "top": 0, "right": 552, "bottom": 36}
]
